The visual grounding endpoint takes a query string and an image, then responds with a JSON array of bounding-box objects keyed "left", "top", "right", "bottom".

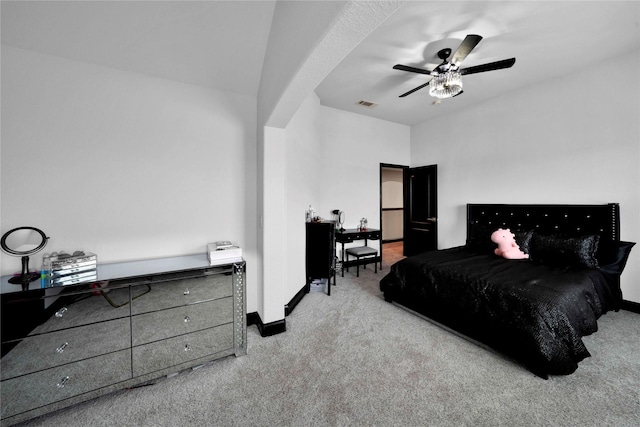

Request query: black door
[{"left": 403, "top": 165, "right": 437, "bottom": 256}]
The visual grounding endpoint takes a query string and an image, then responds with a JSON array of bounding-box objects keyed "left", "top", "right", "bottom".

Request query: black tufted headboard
[{"left": 467, "top": 203, "right": 620, "bottom": 243}]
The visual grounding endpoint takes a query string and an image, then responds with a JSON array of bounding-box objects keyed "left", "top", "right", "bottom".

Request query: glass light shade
[{"left": 428, "top": 71, "right": 463, "bottom": 99}]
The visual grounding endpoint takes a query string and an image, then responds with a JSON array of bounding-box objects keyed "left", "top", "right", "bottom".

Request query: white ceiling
[
  {"left": 1, "top": 1, "right": 639, "bottom": 126},
  {"left": 0, "top": 1, "right": 276, "bottom": 97},
  {"left": 317, "top": 1, "right": 640, "bottom": 125}
]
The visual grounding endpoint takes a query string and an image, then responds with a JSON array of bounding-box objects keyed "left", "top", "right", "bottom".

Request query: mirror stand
[
  {"left": 8, "top": 256, "right": 42, "bottom": 291},
  {"left": 1, "top": 226, "right": 49, "bottom": 291}
]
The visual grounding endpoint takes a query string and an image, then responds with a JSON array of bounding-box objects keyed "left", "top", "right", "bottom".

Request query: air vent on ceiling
[{"left": 356, "top": 100, "right": 378, "bottom": 108}]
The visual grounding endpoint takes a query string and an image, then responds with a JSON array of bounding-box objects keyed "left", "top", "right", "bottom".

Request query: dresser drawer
[
  {"left": 336, "top": 230, "right": 381, "bottom": 243},
  {"left": 2, "top": 288, "right": 131, "bottom": 340},
  {"left": 1, "top": 349, "right": 131, "bottom": 419},
  {"left": 132, "top": 297, "right": 232, "bottom": 346},
  {"left": 132, "top": 323, "right": 233, "bottom": 377},
  {"left": 337, "top": 234, "right": 356, "bottom": 243},
  {"left": 131, "top": 273, "right": 232, "bottom": 315},
  {"left": 2, "top": 317, "right": 130, "bottom": 380},
  {"left": 41, "top": 289, "right": 131, "bottom": 334}
]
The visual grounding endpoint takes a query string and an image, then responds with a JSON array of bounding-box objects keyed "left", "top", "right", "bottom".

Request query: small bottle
[
  {"left": 40, "top": 254, "right": 51, "bottom": 288},
  {"left": 306, "top": 205, "right": 315, "bottom": 223}
]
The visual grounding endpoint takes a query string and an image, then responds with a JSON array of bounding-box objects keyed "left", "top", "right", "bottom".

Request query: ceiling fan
[{"left": 393, "top": 34, "right": 515, "bottom": 99}]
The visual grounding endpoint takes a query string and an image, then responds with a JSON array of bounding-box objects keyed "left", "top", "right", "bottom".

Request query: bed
[{"left": 380, "top": 203, "right": 635, "bottom": 378}]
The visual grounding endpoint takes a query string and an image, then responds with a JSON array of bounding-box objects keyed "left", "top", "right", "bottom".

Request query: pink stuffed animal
[{"left": 490, "top": 228, "right": 529, "bottom": 259}]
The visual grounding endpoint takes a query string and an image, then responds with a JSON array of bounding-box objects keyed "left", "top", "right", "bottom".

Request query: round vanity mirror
[{"left": 1, "top": 227, "right": 49, "bottom": 290}]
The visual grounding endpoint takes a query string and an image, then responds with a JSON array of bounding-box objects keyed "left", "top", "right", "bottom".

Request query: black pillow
[
  {"left": 466, "top": 223, "right": 495, "bottom": 254},
  {"left": 598, "top": 241, "right": 636, "bottom": 275},
  {"left": 513, "top": 230, "right": 534, "bottom": 255},
  {"left": 530, "top": 234, "right": 600, "bottom": 269}
]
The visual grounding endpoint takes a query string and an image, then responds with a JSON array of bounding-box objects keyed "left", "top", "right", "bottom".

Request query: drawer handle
[
  {"left": 184, "top": 344, "right": 192, "bottom": 352},
  {"left": 184, "top": 316, "right": 190, "bottom": 323},
  {"left": 183, "top": 288, "right": 190, "bottom": 295},
  {"left": 56, "top": 342, "right": 69, "bottom": 353},
  {"left": 57, "top": 376, "right": 70, "bottom": 388},
  {"left": 55, "top": 307, "right": 68, "bottom": 318}
]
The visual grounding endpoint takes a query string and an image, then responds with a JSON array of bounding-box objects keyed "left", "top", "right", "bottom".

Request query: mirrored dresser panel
[{"left": 1, "top": 255, "right": 246, "bottom": 426}]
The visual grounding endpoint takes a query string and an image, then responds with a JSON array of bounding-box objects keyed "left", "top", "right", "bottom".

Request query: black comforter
[{"left": 380, "top": 247, "right": 619, "bottom": 377}]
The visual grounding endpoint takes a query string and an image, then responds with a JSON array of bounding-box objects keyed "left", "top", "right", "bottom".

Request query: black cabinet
[{"left": 305, "top": 221, "right": 336, "bottom": 295}]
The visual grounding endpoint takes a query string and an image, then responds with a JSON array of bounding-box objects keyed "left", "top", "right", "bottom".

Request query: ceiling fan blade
[
  {"left": 393, "top": 64, "right": 432, "bottom": 75},
  {"left": 459, "top": 58, "right": 516, "bottom": 75},
  {"left": 399, "top": 81, "right": 431, "bottom": 97},
  {"left": 451, "top": 34, "right": 483, "bottom": 66}
]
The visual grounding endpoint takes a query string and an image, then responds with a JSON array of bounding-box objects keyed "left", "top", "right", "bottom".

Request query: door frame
[{"left": 379, "top": 163, "right": 408, "bottom": 263}]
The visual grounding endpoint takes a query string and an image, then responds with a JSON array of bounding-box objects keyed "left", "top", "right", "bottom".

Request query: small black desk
[{"left": 335, "top": 228, "right": 382, "bottom": 276}]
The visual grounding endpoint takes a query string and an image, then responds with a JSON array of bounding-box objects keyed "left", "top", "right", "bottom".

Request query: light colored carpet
[{"left": 15, "top": 263, "right": 640, "bottom": 427}]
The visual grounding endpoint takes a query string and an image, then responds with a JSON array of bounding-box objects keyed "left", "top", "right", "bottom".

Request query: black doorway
[{"left": 403, "top": 164, "right": 438, "bottom": 257}]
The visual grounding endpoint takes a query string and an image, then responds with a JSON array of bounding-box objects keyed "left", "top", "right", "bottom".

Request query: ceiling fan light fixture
[{"left": 428, "top": 71, "right": 463, "bottom": 99}]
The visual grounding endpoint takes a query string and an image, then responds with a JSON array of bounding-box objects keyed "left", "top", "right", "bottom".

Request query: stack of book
[{"left": 207, "top": 241, "right": 242, "bottom": 266}]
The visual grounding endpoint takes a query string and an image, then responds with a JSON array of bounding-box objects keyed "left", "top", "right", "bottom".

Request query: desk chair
[{"left": 345, "top": 246, "right": 378, "bottom": 277}]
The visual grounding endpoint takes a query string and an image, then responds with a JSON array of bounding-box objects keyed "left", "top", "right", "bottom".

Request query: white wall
[
  {"left": 382, "top": 168, "right": 404, "bottom": 209},
  {"left": 257, "top": 1, "right": 402, "bottom": 323},
  {"left": 318, "top": 106, "right": 410, "bottom": 231},
  {"left": 283, "top": 94, "right": 410, "bottom": 301},
  {"left": 285, "top": 94, "right": 323, "bottom": 301},
  {"left": 410, "top": 53, "right": 640, "bottom": 303},
  {"left": 1, "top": 46, "right": 260, "bottom": 311}
]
